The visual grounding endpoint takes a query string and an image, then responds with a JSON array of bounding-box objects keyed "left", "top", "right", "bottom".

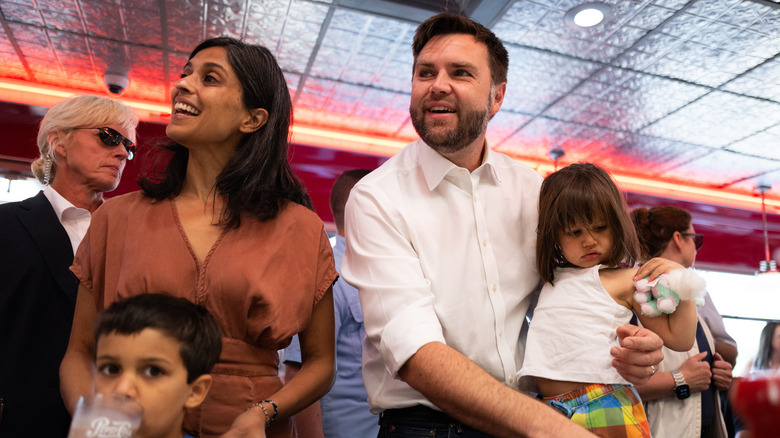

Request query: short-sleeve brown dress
[{"left": 72, "top": 191, "right": 338, "bottom": 437}]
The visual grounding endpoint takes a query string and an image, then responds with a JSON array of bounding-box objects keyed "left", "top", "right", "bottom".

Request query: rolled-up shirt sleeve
[{"left": 342, "top": 182, "right": 444, "bottom": 376}]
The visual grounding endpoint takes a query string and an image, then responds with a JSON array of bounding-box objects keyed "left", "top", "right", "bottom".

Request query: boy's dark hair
[
  {"left": 138, "top": 36, "right": 312, "bottom": 228},
  {"left": 536, "top": 163, "right": 639, "bottom": 284},
  {"left": 95, "top": 294, "right": 222, "bottom": 383},
  {"left": 631, "top": 205, "right": 693, "bottom": 262},
  {"left": 413, "top": 12, "right": 509, "bottom": 86}
]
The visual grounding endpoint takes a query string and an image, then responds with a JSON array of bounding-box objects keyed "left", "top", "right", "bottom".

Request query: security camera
[{"left": 104, "top": 71, "right": 130, "bottom": 95}]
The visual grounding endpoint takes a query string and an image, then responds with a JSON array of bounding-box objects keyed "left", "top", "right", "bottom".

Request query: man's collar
[{"left": 418, "top": 140, "right": 502, "bottom": 191}]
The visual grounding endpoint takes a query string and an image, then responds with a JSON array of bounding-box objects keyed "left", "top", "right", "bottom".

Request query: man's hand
[
  {"left": 610, "top": 324, "right": 664, "bottom": 385},
  {"left": 634, "top": 257, "right": 684, "bottom": 281},
  {"left": 221, "top": 406, "right": 267, "bottom": 438},
  {"left": 679, "top": 352, "right": 712, "bottom": 393},
  {"left": 711, "top": 352, "right": 734, "bottom": 391}
]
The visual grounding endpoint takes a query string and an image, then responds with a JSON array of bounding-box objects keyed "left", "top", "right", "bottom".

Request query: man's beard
[{"left": 410, "top": 100, "right": 492, "bottom": 155}]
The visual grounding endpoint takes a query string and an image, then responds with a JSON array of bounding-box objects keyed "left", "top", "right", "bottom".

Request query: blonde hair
[{"left": 31, "top": 95, "right": 138, "bottom": 184}]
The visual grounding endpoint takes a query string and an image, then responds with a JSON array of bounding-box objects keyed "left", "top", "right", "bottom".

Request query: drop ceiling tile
[
  {"left": 125, "top": 7, "right": 163, "bottom": 46},
  {"left": 729, "top": 168, "right": 780, "bottom": 194},
  {"left": 40, "top": 10, "right": 84, "bottom": 33},
  {"left": 728, "top": 125, "right": 780, "bottom": 160},
  {"left": 685, "top": 0, "right": 742, "bottom": 20},
  {"left": 46, "top": 30, "right": 90, "bottom": 53},
  {"left": 674, "top": 16, "right": 741, "bottom": 48},
  {"left": 660, "top": 149, "right": 780, "bottom": 187},
  {"left": 717, "top": 0, "right": 773, "bottom": 28},
  {"left": 290, "top": 0, "right": 330, "bottom": 22},
  {"left": 487, "top": 111, "right": 533, "bottom": 146},
  {"left": 81, "top": 1, "right": 130, "bottom": 41},
  {"left": 1, "top": 3, "right": 43, "bottom": 26},
  {"left": 284, "top": 71, "right": 301, "bottom": 95},
  {"left": 627, "top": 4, "right": 676, "bottom": 31}
]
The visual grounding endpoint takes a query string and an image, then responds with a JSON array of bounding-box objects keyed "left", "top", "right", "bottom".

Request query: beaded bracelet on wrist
[{"left": 247, "top": 399, "right": 278, "bottom": 426}]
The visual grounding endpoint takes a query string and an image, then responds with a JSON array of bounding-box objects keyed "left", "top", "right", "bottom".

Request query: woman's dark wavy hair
[
  {"left": 536, "top": 163, "right": 639, "bottom": 285},
  {"left": 631, "top": 206, "right": 692, "bottom": 262},
  {"left": 754, "top": 321, "right": 779, "bottom": 370},
  {"left": 138, "top": 37, "right": 312, "bottom": 227}
]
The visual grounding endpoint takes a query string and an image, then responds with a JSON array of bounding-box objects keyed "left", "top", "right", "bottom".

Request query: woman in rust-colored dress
[{"left": 61, "top": 37, "right": 337, "bottom": 438}]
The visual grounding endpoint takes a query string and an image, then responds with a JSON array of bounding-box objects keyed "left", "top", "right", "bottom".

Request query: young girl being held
[{"left": 518, "top": 163, "right": 703, "bottom": 438}]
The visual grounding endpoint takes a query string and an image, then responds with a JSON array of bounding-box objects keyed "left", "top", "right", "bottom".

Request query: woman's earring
[{"left": 42, "top": 151, "right": 54, "bottom": 186}]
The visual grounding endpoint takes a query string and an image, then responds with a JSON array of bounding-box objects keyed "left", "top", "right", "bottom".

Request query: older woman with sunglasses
[
  {"left": 61, "top": 37, "right": 337, "bottom": 438},
  {"left": 631, "top": 206, "right": 737, "bottom": 438},
  {"left": 0, "top": 95, "right": 137, "bottom": 437}
]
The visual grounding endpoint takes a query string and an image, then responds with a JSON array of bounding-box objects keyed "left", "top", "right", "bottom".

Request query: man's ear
[
  {"left": 240, "top": 108, "right": 269, "bottom": 134},
  {"left": 184, "top": 374, "right": 213, "bottom": 408},
  {"left": 489, "top": 82, "right": 506, "bottom": 117}
]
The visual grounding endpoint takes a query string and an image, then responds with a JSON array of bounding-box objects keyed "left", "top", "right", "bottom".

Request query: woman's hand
[
  {"left": 679, "top": 352, "right": 712, "bottom": 393},
  {"left": 221, "top": 406, "right": 267, "bottom": 438},
  {"left": 610, "top": 324, "right": 664, "bottom": 385},
  {"left": 711, "top": 352, "right": 734, "bottom": 391}
]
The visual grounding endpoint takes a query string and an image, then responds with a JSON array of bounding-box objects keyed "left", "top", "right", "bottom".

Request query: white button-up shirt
[
  {"left": 43, "top": 185, "right": 91, "bottom": 255},
  {"left": 342, "top": 139, "right": 542, "bottom": 412}
]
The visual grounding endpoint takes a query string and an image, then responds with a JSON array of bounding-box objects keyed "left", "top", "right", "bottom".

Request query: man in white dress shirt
[{"left": 342, "top": 13, "right": 665, "bottom": 437}]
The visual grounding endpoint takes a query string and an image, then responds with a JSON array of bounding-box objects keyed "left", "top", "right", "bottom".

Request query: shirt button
[
  {"left": 482, "top": 239, "right": 487, "bottom": 246},
  {"left": 499, "top": 330, "right": 503, "bottom": 337},
  {"left": 473, "top": 195, "right": 477, "bottom": 202},
  {"left": 492, "top": 284, "right": 497, "bottom": 292}
]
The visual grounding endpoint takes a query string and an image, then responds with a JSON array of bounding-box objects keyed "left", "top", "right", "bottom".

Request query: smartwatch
[{"left": 671, "top": 369, "right": 690, "bottom": 400}]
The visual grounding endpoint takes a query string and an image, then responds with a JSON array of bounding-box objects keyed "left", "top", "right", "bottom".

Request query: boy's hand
[
  {"left": 610, "top": 324, "right": 664, "bottom": 385},
  {"left": 221, "top": 406, "right": 267, "bottom": 438}
]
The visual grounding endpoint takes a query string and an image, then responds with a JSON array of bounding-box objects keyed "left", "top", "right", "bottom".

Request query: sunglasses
[
  {"left": 74, "top": 127, "right": 136, "bottom": 160},
  {"left": 680, "top": 232, "right": 704, "bottom": 250}
]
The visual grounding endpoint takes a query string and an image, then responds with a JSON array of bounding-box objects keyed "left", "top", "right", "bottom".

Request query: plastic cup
[
  {"left": 67, "top": 394, "right": 144, "bottom": 438},
  {"left": 730, "top": 371, "right": 780, "bottom": 437}
]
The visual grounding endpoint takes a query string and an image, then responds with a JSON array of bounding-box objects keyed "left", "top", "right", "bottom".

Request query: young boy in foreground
[{"left": 92, "top": 293, "right": 222, "bottom": 438}]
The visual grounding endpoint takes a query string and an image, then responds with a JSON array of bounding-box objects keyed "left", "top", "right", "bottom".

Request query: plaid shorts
[{"left": 543, "top": 383, "right": 651, "bottom": 438}]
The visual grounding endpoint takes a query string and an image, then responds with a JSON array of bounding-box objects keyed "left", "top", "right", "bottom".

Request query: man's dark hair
[
  {"left": 413, "top": 12, "right": 509, "bottom": 86},
  {"left": 95, "top": 294, "right": 222, "bottom": 383},
  {"left": 330, "top": 169, "right": 372, "bottom": 231},
  {"left": 139, "top": 36, "right": 312, "bottom": 228}
]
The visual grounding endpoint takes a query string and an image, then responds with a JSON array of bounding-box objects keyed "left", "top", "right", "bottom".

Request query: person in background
[
  {"left": 632, "top": 205, "right": 735, "bottom": 438},
  {"left": 341, "top": 12, "right": 665, "bottom": 437},
  {"left": 60, "top": 37, "right": 338, "bottom": 438},
  {"left": 91, "top": 293, "right": 222, "bottom": 438},
  {"left": 285, "top": 169, "right": 378, "bottom": 438},
  {"left": 744, "top": 321, "right": 780, "bottom": 374},
  {"left": 0, "top": 95, "right": 137, "bottom": 438}
]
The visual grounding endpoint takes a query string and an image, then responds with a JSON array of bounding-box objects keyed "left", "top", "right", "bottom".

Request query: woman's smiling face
[{"left": 166, "top": 46, "right": 253, "bottom": 151}]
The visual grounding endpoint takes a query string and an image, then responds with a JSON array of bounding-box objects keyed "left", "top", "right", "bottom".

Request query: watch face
[{"left": 675, "top": 384, "right": 691, "bottom": 400}]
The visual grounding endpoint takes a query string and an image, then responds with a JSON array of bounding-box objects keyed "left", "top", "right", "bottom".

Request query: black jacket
[{"left": 0, "top": 191, "right": 77, "bottom": 437}]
